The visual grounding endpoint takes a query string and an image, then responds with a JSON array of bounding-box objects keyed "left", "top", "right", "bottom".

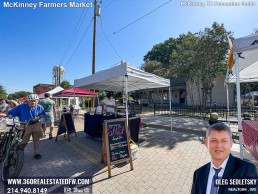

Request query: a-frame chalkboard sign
[
  {"left": 101, "top": 118, "right": 133, "bottom": 177},
  {"left": 55, "top": 113, "right": 77, "bottom": 142}
]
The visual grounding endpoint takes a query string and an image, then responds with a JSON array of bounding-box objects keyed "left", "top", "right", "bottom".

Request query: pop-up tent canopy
[
  {"left": 74, "top": 61, "right": 170, "bottom": 92},
  {"left": 39, "top": 86, "right": 64, "bottom": 98},
  {"left": 18, "top": 97, "right": 27, "bottom": 101},
  {"left": 74, "top": 61, "right": 172, "bottom": 130},
  {"left": 226, "top": 33, "right": 258, "bottom": 83},
  {"left": 52, "top": 87, "right": 97, "bottom": 97},
  {"left": 225, "top": 33, "right": 258, "bottom": 159}
]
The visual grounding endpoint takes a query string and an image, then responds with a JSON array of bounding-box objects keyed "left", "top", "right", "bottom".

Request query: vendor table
[
  {"left": 242, "top": 120, "right": 258, "bottom": 160},
  {"left": 84, "top": 113, "right": 141, "bottom": 143}
]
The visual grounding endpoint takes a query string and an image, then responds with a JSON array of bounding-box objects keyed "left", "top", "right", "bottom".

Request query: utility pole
[
  {"left": 92, "top": 0, "right": 98, "bottom": 74},
  {"left": 91, "top": 0, "right": 101, "bottom": 107}
]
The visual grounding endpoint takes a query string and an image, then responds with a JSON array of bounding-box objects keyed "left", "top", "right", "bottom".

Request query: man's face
[
  {"left": 205, "top": 129, "right": 233, "bottom": 165},
  {"left": 27, "top": 100, "right": 38, "bottom": 108}
]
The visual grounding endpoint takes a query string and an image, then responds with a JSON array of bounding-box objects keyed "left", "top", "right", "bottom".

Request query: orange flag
[{"left": 227, "top": 36, "right": 234, "bottom": 73}]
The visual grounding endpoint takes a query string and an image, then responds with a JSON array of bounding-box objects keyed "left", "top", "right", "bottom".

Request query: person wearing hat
[
  {"left": 100, "top": 92, "right": 116, "bottom": 113},
  {"left": 3, "top": 100, "right": 19, "bottom": 113},
  {"left": 0, "top": 94, "right": 46, "bottom": 160}
]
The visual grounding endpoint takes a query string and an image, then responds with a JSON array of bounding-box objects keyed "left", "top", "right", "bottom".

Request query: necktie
[{"left": 210, "top": 167, "right": 222, "bottom": 194}]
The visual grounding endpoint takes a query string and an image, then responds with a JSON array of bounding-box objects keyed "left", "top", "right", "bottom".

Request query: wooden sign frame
[
  {"left": 55, "top": 113, "right": 77, "bottom": 142},
  {"left": 101, "top": 118, "right": 133, "bottom": 178}
]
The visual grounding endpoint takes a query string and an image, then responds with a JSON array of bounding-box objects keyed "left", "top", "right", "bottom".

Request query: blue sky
[{"left": 1, "top": 0, "right": 258, "bottom": 94}]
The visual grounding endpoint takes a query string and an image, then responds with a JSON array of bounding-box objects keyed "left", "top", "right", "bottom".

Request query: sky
[{"left": 0, "top": 0, "right": 258, "bottom": 94}]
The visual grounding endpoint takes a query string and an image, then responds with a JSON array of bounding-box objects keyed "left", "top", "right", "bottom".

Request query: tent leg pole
[
  {"left": 169, "top": 86, "right": 172, "bottom": 132},
  {"left": 235, "top": 55, "right": 243, "bottom": 160},
  {"left": 226, "top": 83, "right": 230, "bottom": 125},
  {"left": 125, "top": 75, "right": 129, "bottom": 128}
]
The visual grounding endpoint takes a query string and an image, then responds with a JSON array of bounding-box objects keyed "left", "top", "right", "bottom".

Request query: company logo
[{"left": 251, "top": 40, "right": 258, "bottom": 45}]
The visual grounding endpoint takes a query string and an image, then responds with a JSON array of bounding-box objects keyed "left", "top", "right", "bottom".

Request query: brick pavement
[{"left": 0, "top": 115, "right": 257, "bottom": 194}]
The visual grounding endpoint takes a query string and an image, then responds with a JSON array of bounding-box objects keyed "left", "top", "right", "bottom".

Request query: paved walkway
[{"left": 0, "top": 114, "right": 257, "bottom": 194}]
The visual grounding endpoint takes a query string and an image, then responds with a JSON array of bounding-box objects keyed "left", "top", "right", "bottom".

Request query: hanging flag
[{"left": 227, "top": 36, "right": 234, "bottom": 73}]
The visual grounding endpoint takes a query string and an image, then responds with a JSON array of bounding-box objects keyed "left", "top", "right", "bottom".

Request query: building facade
[
  {"left": 33, "top": 84, "right": 55, "bottom": 94},
  {"left": 138, "top": 76, "right": 234, "bottom": 107}
]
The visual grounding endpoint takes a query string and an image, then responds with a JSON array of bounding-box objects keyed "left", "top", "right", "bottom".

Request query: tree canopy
[
  {"left": 58, "top": 80, "right": 72, "bottom": 89},
  {"left": 0, "top": 85, "right": 7, "bottom": 99},
  {"left": 7, "top": 91, "right": 31, "bottom": 100},
  {"left": 141, "top": 22, "right": 233, "bottom": 105}
]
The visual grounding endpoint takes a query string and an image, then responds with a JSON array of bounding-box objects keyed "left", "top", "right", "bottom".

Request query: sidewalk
[
  {"left": 0, "top": 114, "right": 257, "bottom": 194},
  {"left": 140, "top": 113, "right": 239, "bottom": 135},
  {"left": 139, "top": 113, "right": 258, "bottom": 168}
]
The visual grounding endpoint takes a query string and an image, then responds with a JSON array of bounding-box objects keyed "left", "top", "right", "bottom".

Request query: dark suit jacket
[{"left": 191, "top": 154, "right": 258, "bottom": 194}]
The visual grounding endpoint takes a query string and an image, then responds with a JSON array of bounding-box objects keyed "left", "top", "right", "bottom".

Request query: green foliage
[
  {"left": 241, "top": 82, "right": 258, "bottom": 95},
  {"left": 144, "top": 38, "right": 177, "bottom": 66},
  {"left": 7, "top": 91, "right": 31, "bottom": 100},
  {"left": 142, "top": 22, "right": 232, "bottom": 105},
  {"left": 58, "top": 80, "right": 72, "bottom": 89},
  {"left": 140, "top": 61, "right": 167, "bottom": 77},
  {"left": 0, "top": 85, "right": 7, "bottom": 99}
]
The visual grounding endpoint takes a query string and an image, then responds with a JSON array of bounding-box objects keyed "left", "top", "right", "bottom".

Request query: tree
[
  {"left": 140, "top": 61, "right": 167, "bottom": 77},
  {"left": 170, "top": 23, "right": 232, "bottom": 105},
  {"left": 142, "top": 22, "right": 232, "bottom": 105},
  {"left": 8, "top": 91, "right": 31, "bottom": 100},
  {"left": 0, "top": 85, "right": 7, "bottom": 99},
  {"left": 142, "top": 38, "right": 178, "bottom": 78},
  {"left": 58, "top": 80, "right": 72, "bottom": 89}
]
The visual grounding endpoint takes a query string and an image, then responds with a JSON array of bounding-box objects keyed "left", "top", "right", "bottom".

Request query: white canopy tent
[
  {"left": 74, "top": 61, "right": 172, "bottom": 130},
  {"left": 225, "top": 33, "right": 258, "bottom": 159},
  {"left": 39, "top": 86, "right": 64, "bottom": 98}
]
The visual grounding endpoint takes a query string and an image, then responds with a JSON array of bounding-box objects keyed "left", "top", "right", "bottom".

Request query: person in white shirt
[
  {"left": 100, "top": 93, "right": 116, "bottom": 113},
  {"left": 0, "top": 99, "right": 8, "bottom": 113}
]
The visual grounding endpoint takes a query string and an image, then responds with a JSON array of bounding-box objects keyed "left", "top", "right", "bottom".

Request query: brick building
[{"left": 33, "top": 83, "right": 55, "bottom": 94}]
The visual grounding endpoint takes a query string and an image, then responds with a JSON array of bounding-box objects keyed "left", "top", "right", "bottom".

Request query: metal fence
[
  {"left": 153, "top": 103, "right": 258, "bottom": 120},
  {"left": 128, "top": 104, "right": 143, "bottom": 114}
]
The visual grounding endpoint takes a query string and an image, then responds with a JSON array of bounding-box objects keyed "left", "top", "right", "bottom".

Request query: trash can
[
  {"left": 209, "top": 112, "right": 219, "bottom": 125},
  {"left": 130, "top": 143, "right": 138, "bottom": 160},
  {"left": 243, "top": 112, "right": 251, "bottom": 120}
]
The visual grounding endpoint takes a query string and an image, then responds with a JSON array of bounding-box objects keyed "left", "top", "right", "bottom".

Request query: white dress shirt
[
  {"left": 101, "top": 98, "right": 115, "bottom": 113},
  {"left": 206, "top": 156, "right": 229, "bottom": 194}
]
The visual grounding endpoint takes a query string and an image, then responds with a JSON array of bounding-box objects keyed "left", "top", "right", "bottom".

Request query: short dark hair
[
  {"left": 44, "top": 93, "right": 50, "bottom": 98},
  {"left": 206, "top": 123, "right": 232, "bottom": 139},
  {"left": 106, "top": 93, "right": 112, "bottom": 98}
]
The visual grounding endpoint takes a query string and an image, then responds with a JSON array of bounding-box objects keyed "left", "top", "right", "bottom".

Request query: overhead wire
[
  {"left": 97, "top": 0, "right": 173, "bottom": 42},
  {"left": 101, "top": 0, "right": 115, "bottom": 12},
  {"left": 99, "top": 16, "right": 123, "bottom": 61},
  {"left": 59, "top": 1, "right": 91, "bottom": 65},
  {"left": 64, "top": 18, "right": 93, "bottom": 66}
]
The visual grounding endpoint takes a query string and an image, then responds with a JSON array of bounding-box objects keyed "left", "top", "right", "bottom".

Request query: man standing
[
  {"left": 191, "top": 123, "right": 257, "bottom": 194},
  {"left": 39, "top": 93, "right": 56, "bottom": 140},
  {"left": 0, "top": 94, "right": 46, "bottom": 160},
  {"left": 100, "top": 93, "right": 116, "bottom": 113}
]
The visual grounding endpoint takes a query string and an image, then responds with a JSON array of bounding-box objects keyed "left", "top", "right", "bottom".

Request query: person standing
[
  {"left": 3, "top": 99, "right": 19, "bottom": 113},
  {"left": 100, "top": 92, "right": 116, "bottom": 113},
  {"left": 0, "top": 94, "right": 46, "bottom": 160},
  {"left": 0, "top": 99, "right": 8, "bottom": 113},
  {"left": 191, "top": 123, "right": 258, "bottom": 194},
  {"left": 39, "top": 93, "right": 56, "bottom": 140}
]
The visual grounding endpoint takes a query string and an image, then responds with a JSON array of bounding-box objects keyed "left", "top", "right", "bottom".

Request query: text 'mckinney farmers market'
[{"left": 2, "top": 1, "right": 93, "bottom": 9}]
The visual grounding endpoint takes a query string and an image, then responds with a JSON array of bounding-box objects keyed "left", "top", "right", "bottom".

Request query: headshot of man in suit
[{"left": 191, "top": 123, "right": 257, "bottom": 194}]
